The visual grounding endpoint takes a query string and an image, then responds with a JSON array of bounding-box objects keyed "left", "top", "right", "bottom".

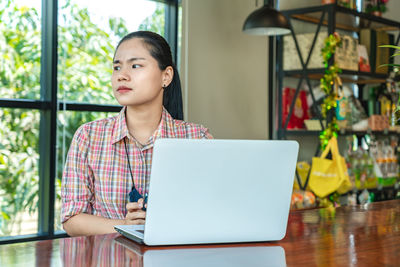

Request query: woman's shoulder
[
  {"left": 74, "top": 114, "right": 118, "bottom": 139},
  {"left": 172, "top": 119, "right": 213, "bottom": 139}
]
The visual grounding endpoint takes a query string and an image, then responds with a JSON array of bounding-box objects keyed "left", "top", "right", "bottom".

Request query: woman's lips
[{"left": 117, "top": 86, "right": 132, "bottom": 93}]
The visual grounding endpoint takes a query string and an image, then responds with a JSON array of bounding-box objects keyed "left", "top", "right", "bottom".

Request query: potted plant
[
  {"left": 380, "top": 44, "right": 400, "bottom": 125},
  {"left": 365, "top": 0, "right": 389, "bottom": 17}
]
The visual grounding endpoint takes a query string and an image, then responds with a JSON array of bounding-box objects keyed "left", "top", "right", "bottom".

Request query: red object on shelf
[{"left": 282, "top": 87, "right": 310, "bottom": 129}]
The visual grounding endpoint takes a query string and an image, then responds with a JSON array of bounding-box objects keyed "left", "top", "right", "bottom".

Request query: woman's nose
[{"left": 117, "top": 69, "right": 130, "bottom": 81}]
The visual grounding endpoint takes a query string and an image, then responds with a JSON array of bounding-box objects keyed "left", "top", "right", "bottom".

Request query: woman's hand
[{"left": 124, "top": 198, "right": 146, "bottom": 225}]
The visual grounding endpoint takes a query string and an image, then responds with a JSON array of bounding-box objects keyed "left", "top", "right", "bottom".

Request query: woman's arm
[
  {"left": 63, "top": 213, "right": 125, "bottom": 236},
  {"left": 63, "top": 199, "right": 146, "bottom": 236}
]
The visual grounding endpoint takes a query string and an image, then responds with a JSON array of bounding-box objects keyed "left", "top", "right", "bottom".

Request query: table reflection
[
  {"left": 60, "top": 235, "right": 286, "bottom": 267},
  {"left": 2, "top": 200, "right": 397, "bottom": 266}
]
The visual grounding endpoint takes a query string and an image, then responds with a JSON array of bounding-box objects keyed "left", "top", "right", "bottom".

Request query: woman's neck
[{"left": 125, "top": 105, "right": 163, "bottom": 145}]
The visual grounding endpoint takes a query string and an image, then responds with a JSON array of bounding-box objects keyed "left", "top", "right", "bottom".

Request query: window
[
  {"left": 0, "top": 0, "right": 180, "bottom": 243},
  {"left": 0, "top": 0, "right": 41, "bottom": 100},
  {"left": 0, "top": 108, "right": 40, "bottom": 236}
]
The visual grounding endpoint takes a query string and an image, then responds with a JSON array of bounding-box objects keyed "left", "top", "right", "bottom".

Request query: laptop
[{"left": 114, "top": 139, "right": 299, "bottom": 246}]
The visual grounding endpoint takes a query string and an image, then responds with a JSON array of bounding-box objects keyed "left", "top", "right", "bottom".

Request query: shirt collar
[
  {"left": 111, "top": 106, "right": 176, "bottom": 145},
  {"left": 111, "top": 106, "right": 129, "bottom": 145}
]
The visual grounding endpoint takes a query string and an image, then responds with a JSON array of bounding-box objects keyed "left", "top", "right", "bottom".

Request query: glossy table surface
[{"left": 1, "top": 200, "right": 399, "bottom": 266}]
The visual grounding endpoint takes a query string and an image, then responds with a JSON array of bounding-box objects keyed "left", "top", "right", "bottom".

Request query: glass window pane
[
  {"left": 54, "top": 110, "right": 118, "bottom": 231},
  {"left": 57, "top": 0, "right": 167, "bottom": 105},
  {"left": 0, "top": 108, "right": 40, "bottom": 237},
  {"left": 0, "top": 0, "right": 41, "bottom": 99}
]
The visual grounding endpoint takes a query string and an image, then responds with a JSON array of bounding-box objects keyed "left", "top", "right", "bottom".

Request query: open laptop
[{"left": 114, "top": 139, "right": 299, "bottom": 246}]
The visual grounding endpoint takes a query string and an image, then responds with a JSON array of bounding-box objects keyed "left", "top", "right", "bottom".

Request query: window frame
[{"left": 0, "top": 0, "right": 180, "bottom": 244}]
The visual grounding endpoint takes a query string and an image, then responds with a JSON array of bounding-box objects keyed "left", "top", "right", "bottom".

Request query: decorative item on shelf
[
  {"left": 337, "top": 0, "right": 358, "bottom": 10},
  {"left": 370, "top": 137, "right": 399, "bottom": 186},
  {"left": 295, "top": 161, "right": 311, "bottom": 190},
  {"left": 322, "top": 0, "right": 358, "bottom": 9},
  {"left": 283, "top": 32, "right": 327, "bottom": 70},
  {"left": 365, "top": 0, "right": 389, "bottom": 16},
  {"left": 319, "top": 33, "right": 342, "bottom": 149},
  {"left": 369, "top": 115, "right": 390, "bottom": 130},
  {"left": 309, "top": 136, "right": 352, "bottom": 198},
  {"left": 283, "top": 32, "right": 358, "bottom": 71},
  {"left": 348, "top": 95, "right": 369, "bottom": 131},
  {"left": 360, "top": 29, "right": 394, "bottom": 74},
  {"left": 345, "top": 136, "right": 378, "bottom": 190},
  {"left": 282, "top": 87, "right": 310, "bottom": 129},
  {"left": 336, "top": 85, "right": 352, "bottom": 130},
  {"left": 358, "top": 44, "right": 371, "bottom": 72},
  {"left": 304, "top": 119, "right": 325, "bottom": 131},
  {"left": 378, "top": 44, "right": 400, "bottom": 125},
  {"left": 335, "top": 35, "right": 359, "bottom": 71},
  {"left": 291, "top": 190, "right": 316, "bottom": 209}
]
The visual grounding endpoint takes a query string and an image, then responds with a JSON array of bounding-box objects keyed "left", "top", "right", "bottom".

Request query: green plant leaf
[
  {"left": 378, "top": 63, "right": 400, "bottom": 68},
  {"left": 379, "top": 45, "right": 400, "bottom": 50},
  {"left": 1, "top": 212, "right": 10, "bottom": 220}
]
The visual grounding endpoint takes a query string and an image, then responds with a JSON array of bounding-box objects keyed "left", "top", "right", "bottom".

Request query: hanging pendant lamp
[{"left": 242, "top": 1, "right": 290, "bottom": 36}]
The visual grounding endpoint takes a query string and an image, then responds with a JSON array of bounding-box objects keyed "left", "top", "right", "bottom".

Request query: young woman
[{"left": 61, "top": 31, "right": 212, "bottom": 236}]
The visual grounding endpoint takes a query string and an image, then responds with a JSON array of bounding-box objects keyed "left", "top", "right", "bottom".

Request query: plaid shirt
[{"left": 61, "top": 107, "right": 212, "bottom": 223}]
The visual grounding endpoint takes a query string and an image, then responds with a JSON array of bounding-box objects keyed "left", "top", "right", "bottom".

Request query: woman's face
[{"left": 111, "top": 38, "right": 172, "bottom": 108}]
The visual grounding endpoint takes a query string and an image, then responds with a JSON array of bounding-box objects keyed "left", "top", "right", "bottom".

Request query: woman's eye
[
  {"left": 113, "top": 66, "right": 120, "bottom": 71},
  {"left": 132, "top": 64, "right": 141, "bottom": 69}
]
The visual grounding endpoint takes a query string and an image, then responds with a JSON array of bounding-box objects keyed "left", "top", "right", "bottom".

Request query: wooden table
[{"left": 1, "top": 200, "right": 399, "bottom": 266}]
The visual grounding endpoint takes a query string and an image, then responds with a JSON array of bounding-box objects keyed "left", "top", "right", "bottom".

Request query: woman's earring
[{"left": 162, "top": 84, "right": 167, "bottom": 90}]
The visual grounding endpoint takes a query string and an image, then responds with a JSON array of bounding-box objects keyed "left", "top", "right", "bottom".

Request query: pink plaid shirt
[{"left": 61, "top": 107, "right": 212, "bottom": 223}]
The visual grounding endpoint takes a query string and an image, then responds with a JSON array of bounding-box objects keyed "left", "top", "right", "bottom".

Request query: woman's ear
[{"left": 162, "top": 66, "right": 174, "bottom": 88}]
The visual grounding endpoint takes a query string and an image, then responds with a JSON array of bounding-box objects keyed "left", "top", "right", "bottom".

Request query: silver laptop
[{"left": 115, "top": 139, "right": 299, "bottom": 246}]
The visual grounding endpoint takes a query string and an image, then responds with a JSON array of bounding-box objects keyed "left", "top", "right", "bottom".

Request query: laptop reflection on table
[{"left": 114, "top": 236, "right": 287, "bottom": 267}]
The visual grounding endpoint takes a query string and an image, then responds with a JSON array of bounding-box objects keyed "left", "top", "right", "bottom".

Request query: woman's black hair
[{"left": 115, "top": 31, "right": 184, "bottom": 120}]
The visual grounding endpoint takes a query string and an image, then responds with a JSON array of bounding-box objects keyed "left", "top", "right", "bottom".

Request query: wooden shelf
[
  {"left": 283, "top": 129, "right": 400, "bottom": 136},
  {"left": 291, "top": 14, "right": 358, "bottom": 32},
  {"left": 284, "top": 69, "right": 388, "bottom": 84},
  {"left": 284, "top": 4, "right": 400, "bottom": 32}
]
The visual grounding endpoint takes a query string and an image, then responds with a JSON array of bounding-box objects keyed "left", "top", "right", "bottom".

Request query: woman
[{"left": 61, "top": 31, "right": 212, "bottom": 236}]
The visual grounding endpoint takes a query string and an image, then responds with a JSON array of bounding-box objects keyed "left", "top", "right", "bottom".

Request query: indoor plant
[{"left": 365, "top": 0, "right": 389, "bottom": 16}]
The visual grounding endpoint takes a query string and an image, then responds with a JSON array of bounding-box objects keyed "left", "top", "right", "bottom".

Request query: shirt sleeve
[
  {"left": 61, "top": 124, "right": 94, "bottom": 224},
  {"left": 201, "top": 127, "right": 213, "bottom": 139}
]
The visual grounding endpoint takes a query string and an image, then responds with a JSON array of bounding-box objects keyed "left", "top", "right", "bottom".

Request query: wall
[
  {"left": 279, "top": 0, "right": 321, "bottom": 10},
  {"left": 181, "top": 0, "right": 269, "bottom": 139}
]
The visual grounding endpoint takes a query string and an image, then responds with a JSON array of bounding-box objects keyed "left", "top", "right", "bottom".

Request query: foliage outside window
[{"left": 1, "top": 0, "right": 167, "bottom": 237}]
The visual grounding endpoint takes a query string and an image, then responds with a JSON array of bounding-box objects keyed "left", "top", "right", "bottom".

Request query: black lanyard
[{"left": 123, "top": 138, "right": 147, "bottom": 210}]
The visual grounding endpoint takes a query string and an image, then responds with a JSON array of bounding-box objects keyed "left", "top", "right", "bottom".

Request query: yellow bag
[
  {"left": 309, "top": 137, "right": 352, "bottom": 198},
  {"left": 294, "top": 161, "right": 311, "bottom": 190}
]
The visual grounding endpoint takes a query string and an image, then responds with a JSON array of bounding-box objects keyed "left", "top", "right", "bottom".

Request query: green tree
[
  {"left": 138, "top": 3, "right": 165, "bottom": 36},
  {"left": 0, "top": 0, "right": 166, "bottom": 235},
  {"left": 0, "top": 0, "right": 41, "bottom": 235}
]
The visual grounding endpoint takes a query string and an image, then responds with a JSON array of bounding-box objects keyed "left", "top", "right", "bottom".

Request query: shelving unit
[
  {"left": 276, "top": 3, "right": 400, "bottom": 140},
  {"left": 274, "top": 3, "right": 400, "bottom": 197}
]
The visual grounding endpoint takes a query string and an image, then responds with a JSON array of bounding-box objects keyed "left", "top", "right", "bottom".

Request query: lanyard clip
[{"left": 129, "top": 187, "right": 147, "bottom": 211}]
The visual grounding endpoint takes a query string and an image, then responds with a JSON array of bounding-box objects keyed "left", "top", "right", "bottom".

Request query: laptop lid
[{"left": 143, "top": 139, "right": 298, "bottom": 246}]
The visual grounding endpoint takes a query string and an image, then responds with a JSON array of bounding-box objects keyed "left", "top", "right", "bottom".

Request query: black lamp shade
[{"left": 242, "top": 5, "right": 290, "bottom": 36}]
